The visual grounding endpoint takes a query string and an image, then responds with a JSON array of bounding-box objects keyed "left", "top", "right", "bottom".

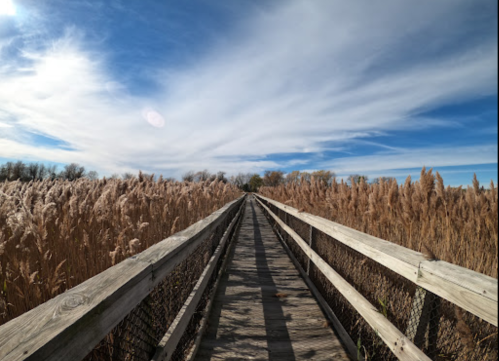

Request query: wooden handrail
[
  {"left": 254, "top": 194, "right": 498, "bottom": 327},
  {"left": 152, "top": 198, "right": 245, "bottom": 361},
  {"left": 0, "top": 195, "right": 245, "bottom": 361},
  {"left": 256, "top": 196, "right": 431, "bottom": 361}
]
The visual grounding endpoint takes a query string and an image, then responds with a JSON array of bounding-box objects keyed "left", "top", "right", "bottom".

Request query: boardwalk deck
[{"left": 194, "top": 197, "right": 350, "bottom": 361}]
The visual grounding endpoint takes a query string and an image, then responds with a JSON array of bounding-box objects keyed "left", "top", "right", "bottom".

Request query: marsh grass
[
  {"left": 0, "top": 176, "right": 241, "bottom": 325},
  {"left": 259, "top": 167, "right": 498, "bottom": 278},
  {"left": 259, "top": 167, "right": 498, "bottom": 360}
]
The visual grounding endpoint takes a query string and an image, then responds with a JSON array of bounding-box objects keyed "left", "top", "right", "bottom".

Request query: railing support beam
[{"left": 406, "top": 287, "right": 440, "bottom": 357}]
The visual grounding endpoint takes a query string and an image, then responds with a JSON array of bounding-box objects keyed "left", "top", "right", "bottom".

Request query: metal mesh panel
[
  {"left": 85, "top": 297, "right": 158, "bottom": 361},
  {"left": 84, "top": 204, "right": 241, "bottom": 361},
  {"left": 257, "top": 198, "right": 498, "bottom": 361},
  {"left": 171, "top": 208, "right": 241, "bottom": 361},
  {"left": 267, "top": 203, "right": 310, "bottom": 272}
]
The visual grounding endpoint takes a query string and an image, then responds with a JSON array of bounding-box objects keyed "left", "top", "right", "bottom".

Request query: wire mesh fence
[
  {"left": 84, "top": 204, "right": 242, "bottom": 361},
  {"left": 258, "top": 198, "right": 497, "bottom": 361}
]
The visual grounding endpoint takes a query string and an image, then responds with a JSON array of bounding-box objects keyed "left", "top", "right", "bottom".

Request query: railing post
[
  {"left": 405, "top": 287, "right": 440, "bottom": 356},
  {"left": 306, "top": 225, "right": 314, "bottom": 275}
]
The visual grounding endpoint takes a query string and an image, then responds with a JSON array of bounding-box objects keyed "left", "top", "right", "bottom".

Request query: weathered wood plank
[
  {"left": 0, "top": 195, "right": 245, "bottom": 361},
  {"left": 255, "top": 194, "right": 498, "bottom": 327},
  {"left": 418, "top": 261, "right": 497, "bottom": 325},
  {"left": 185, "top": 200, "right": 245, "bottom": 361},
  {"left": 194, "top": 198, "right": 350, "bottom": 361},
  {"left": 268, "top": 210, "right": 360, "bottom": 360},
  {"left": 152, "top": 200, "right": 244, "bottom": 361},
  {"left": 256, "top": 197, "right": 431, "bottom": 361},
  {"left": 256, "top": 194, "right": 425, "bottom": 282}
]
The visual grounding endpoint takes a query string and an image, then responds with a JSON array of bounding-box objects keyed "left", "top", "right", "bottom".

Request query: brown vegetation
[
  {"left": 0, "top": 176, "right": 241, "bottom": 326},
  {"left": 259, "top": 167, "right": 498, "bottom": 278}
]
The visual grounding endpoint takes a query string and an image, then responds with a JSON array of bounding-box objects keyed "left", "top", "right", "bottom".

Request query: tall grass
[
  {"left": 0, "top": 175, "right": 241, "bottom": 325},
  {"left": 259, "top": 167, "right": 498, "bottom": 278}
]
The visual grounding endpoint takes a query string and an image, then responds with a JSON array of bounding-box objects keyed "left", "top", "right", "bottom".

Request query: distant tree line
[
  {"left": 1, "top": 160, "right": 394, "bottom": 191},
  {"left": 0, "top": 161, "right": 98, "bottom": 182},
  {"left": 226, "top": 170, "right": 396, "bottom": 192},
  {"left": 181, "top": 170, "right": 228, "bottom": 183}
]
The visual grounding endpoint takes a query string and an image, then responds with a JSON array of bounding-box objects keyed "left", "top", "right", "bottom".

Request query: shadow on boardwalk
[{"left": 194, "top": 197, "right": 350, "bottom": 361}]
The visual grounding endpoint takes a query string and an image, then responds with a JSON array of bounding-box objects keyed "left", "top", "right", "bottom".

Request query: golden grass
[
  {"left": 260, "top": 167, "right": 498, "bottom": 360},
  {"left": 0, "top": 176, "right": 241, "bottom": 326},
  {"left": 259, "top": 167, "right": 498, "bottom": 278}
]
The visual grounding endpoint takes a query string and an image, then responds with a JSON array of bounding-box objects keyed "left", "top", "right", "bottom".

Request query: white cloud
[
  {"left": 0, "top": 0, "right": 496, "bottom": 178},
  {"left": 319, "top": 144, "right": 497, "bottom": 175}
]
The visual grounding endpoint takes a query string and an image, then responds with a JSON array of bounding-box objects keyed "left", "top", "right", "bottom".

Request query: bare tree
[
  {"left": 62, "top": 163, "right": 86, "bottom": 181},
  {"left": 12, "top": 161, "right": 26, "bottom": 180},
  {"left": 194, "top": 169, "right": 211, "bottom": 182},
  {"left": 46, "top": 165, "right": 58, "bottom": 180},
  {"left": 371, "top": 176, "right": 395, "bottom": 184},
  {"left": 122, "top": 172, "right": 135, "bottom": 180},
  {"left": 86, "top": 170, "right": 99, "bottom": 180},
  {"left": 216, "top": 171, "right": 227, "bottom": 183},
  {"left": 349, "top": 174, "right": 369, "bottom": 185},
  {"left": 182, "top": 171, "right": 195, "bottom": 182}
]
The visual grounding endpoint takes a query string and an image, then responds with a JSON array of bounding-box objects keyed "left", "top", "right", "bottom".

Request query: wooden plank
[
  {"left": 185, "top": 201, "right": 245, "bottom": 361},
  {"left": 256, "top": 197, "right": 431, "bottom": 361},
  {"left": 405, "top": 287, "right": 439, "bottom": 352},
  {"left": 255, "top": 194, "right": 498, "bottom": 326},
  {"left": 418, "top": 261, "right": 497, "bottom": 326},
  {"left": 267, "top": 208, "right": 360, "bottom": 360},
  {"left": 152, "top": 201, "right": 244, "bottom": 361},
  {"left": 0, "top": 256, "right": 153, "bottom": 361},
  {"left": 255, "top": 195, "right": 425, "bottom": 282},
  {"left": 195, "top": 198, "right": 350, "bottom": 361},
  {"left": 0, "top": 195, "right": 245, "bottom": 361}
]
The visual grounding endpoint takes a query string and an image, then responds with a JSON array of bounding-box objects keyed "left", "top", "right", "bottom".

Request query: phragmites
[
  {"left": 421, "top": 243, "right": 437, "bottom": 261},
  {"left": 259, "top": 168, "right": 498, "bottom": 278},
  {"left": 0, "top": 177, "right": 241, "bottom": 326},
  {"left": 455, "top": 306, "right": 475, "bottom": 354},
  {"left": 261, "top": 169, "right": 498, "bottom": 360}
]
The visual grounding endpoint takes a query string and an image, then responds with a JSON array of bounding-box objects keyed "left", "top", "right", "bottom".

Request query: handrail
[
  {"left": 255, "top": 194, "right": 498, "bottom": 327},
  {"left": 255, "top": 196, "right": 431, "bottom": 361},
  {"left": 0, "top": 195, "right": 245, "bottom": 361},
  {"left": 152, "top": 198, "right": 245, "bottom": 361}
]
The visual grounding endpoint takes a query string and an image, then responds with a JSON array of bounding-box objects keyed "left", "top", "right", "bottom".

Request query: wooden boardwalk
[{"left": 194, "top": 197, "right": 350, "bottom": 361}]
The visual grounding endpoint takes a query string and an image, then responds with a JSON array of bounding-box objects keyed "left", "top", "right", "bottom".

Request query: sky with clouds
[{"left": 0, "top": 0, "right": 497, "bottom": 185}]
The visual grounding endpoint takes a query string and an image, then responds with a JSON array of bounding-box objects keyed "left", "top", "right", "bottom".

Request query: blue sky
[{"left": 0, "top": 0, "right": 497, "bottom": 186}]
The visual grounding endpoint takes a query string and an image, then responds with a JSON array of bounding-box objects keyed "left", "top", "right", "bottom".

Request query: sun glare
[{"left": 0, "top": 0, "right": 16, "bottom": 16}]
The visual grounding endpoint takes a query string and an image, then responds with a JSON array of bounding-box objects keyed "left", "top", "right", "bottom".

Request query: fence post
[
  {"left": 406, "top": 287, "right": 440, "bottom": 356},
  {"left": 306, "top": 225, "right": 314, "bottom": 275}
]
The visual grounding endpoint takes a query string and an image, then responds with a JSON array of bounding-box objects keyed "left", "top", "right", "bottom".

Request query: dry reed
[
  {"left": 259, "top": 167, "right": 498, "bottom": 278},
  {"left": 0, "top": 176, "right": 241, "bottom": 326}
]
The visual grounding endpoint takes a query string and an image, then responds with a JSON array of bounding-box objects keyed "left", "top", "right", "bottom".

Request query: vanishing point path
[{"left": 194, "top": 197, "right": 350, "bottom": 361}]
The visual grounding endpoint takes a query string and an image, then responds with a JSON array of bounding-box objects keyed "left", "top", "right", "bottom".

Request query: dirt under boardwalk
[{"left": 194, "top": 197, "right": 350, "bottom": 361}]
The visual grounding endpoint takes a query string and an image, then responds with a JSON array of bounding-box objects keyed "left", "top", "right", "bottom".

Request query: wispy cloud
[
  {"left": 320, "top": 144, "right": 498, "bottom": 174},
  {"left": 0, "top": 0, "right": 496, "bottom": 179}
]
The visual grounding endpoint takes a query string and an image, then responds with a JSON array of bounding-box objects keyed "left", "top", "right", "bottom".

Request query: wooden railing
[
  {"left": 0, "top": 195, "right": 245, "bottom": 361},
  {"left": 254, "top": 194, "right": 497, "bottom": 361}
]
